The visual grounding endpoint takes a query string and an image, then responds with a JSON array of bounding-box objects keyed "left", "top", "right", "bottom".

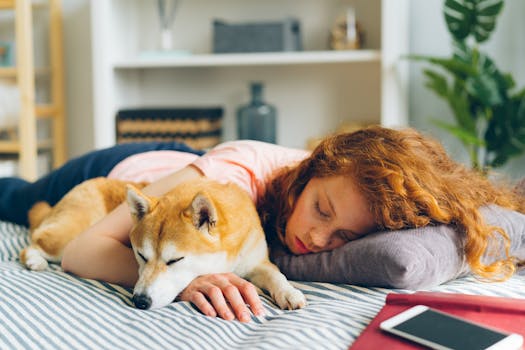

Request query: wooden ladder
[{"left": 0, "top": 0, "right": 66, "bottom": 180}]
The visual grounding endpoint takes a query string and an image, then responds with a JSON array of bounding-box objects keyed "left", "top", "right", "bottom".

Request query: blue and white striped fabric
[{"left": 1, "top": 220, "right": 524, "bottom": 350}]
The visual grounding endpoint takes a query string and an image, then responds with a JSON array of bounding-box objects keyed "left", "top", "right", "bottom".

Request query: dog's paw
[
  {"left": 274, "top": 287, "right": 307, "bottom": 310},
  {"left": 20, "top": 247, "right": 49, "bottom": 271}
]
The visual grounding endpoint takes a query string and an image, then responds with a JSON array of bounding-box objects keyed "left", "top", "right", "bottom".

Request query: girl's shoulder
[{"left": 192, "top": 140, "right": 310, "bottom": 201}]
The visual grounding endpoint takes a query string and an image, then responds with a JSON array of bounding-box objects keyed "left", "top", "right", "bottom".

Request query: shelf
[
  {"left": 113, "top": 50, "right": 381, "bottom": 69},
  {"left": 0, "top": 0, "right": 48, "bottom": 11},
  {"left": 0, "top": 67, "right": 16, "bottom": 77},
  {"left": 0, "top": 139, "right": 52, "bottom": 153},
  {"left": 0, "top": 141, "right": 18, "bottom": 153},
  {"left": 0, "top": 0, "right": 67, "bottom": 179},
  {"left": 0, "top": 66, "right": 51, "bottom": 78},
  {"left": 35, "top": 104, "right": 56, "bottom": 118},
  {"left": 0, "top": 104, "right": 57, "bottom": 120},
  {"left": 88, "top": 0, "right": 409, "bottom": 151},
  {"left": 0, "top": 0, "right": 13, "bottom": 10}
]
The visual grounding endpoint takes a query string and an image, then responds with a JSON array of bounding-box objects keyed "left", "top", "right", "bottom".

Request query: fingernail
[{"left": 240, "top": 312, "right": 250, "bottom": 322}]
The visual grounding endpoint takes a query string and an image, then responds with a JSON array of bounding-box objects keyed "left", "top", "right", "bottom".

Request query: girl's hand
[{"left": 178, "top": 273, "right": 265, "bottom": 322}]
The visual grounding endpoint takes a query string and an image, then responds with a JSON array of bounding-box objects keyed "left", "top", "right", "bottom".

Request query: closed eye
[
  {"left": 166, "top": 257, "right": 185, "bottom": 266},
  {"left": 315, "top": 200, "right": 330, "bottom": 219},
  {"left": 137, "top": 251, "right": 148, "bottom": 263},
  {"left": 337, "top": 230, "right": 358, "bottom": 242}
]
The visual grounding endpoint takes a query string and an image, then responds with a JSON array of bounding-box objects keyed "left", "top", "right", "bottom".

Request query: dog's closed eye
[
  {"left": 166, "top": 257, "right": 184, "bottom": 266},
  {"left": 137, "top": 251, "right": 148, "bottom": 263}
]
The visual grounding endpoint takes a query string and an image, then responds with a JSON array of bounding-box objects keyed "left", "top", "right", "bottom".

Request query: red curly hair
[{"left": 258, "top": 125, "right": 525, "bottom": 281}]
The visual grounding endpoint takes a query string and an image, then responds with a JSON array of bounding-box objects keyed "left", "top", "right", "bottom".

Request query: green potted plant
[{"left": 410, "top": 0, "right": 525, "bottom": 173}]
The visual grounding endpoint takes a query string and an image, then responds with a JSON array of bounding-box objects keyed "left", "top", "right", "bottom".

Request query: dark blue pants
[{"left": 0, "top": 142, "right": 204, "bottom": 226}]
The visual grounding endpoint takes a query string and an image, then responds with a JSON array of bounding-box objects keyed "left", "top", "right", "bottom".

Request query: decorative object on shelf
[
  {"left": 237, "top": 82, "right": 277, "bottom": 143},
  {"left": 0, "top": 41, "right": 14, "bottom": 66},
  {"left": 139, "top": 0, "right": 190, "bottom": 58},
  {"left": 157, "top": 0, "right": 180, "bottom": 51},
  {"left": 213, "top": 18, "right": 302, "bottom": 54},
  {"left": 329, "top": 7, "right": 364, "bottom": 50},
  {"left": 116, "top": 107, "right": 223, "bottom": 150},
  {"left": 409, "top": 0, "right": 525, "bottom": 172}
]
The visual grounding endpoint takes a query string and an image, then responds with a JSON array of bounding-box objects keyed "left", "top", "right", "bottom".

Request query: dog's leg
[
  {"left": 245, "top": 260, "right": 306, "bottom": 310},
  {"left": 28, "top": 201, "right": 52, "bottom": 231},
  {"left": 20, "top": 245, "right": 56, "bottom": 271},
  {"left": 20, "top": 178, "right": 123, "bottom": 271},
  {"left": 20, "top": 202, "right": 55, "bottom": 270},
  {"left": 20, "top": 214, "right": 96, "bottom": 271}
]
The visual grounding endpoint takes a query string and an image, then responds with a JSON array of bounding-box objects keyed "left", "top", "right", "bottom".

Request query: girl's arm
[{"left": 61, "top": 165, "right": 203, "bottom": 287}]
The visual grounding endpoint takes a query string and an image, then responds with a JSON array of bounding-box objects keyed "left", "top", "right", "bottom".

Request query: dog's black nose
[{"left": 132, "top": 294, "right": 152, "bottom": 310}]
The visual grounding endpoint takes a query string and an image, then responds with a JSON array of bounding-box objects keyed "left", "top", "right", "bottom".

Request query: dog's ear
[
  {"left": 127, "top": 185, "right": 153, "bottom": 221},
  {"left": 188, "top": 192, "right": 218, "bottom": 237}
]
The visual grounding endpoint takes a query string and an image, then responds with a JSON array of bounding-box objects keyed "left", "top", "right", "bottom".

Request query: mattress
[{"left": 1, "top": 220, "right": 524, "bottom": 349}]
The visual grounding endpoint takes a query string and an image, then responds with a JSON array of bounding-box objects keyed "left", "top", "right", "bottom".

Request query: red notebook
[{"left": 350, "top": 292, "right": 525, "bottom": 349}]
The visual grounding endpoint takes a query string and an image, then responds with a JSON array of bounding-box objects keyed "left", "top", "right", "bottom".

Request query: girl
[{"left": 1, "top": 126, "right": 524, "bottom": 322}]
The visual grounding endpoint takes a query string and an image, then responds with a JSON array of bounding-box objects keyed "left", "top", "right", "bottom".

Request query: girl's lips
[{"left": 294, "top": 237, "right": 311, "bottom": 254}]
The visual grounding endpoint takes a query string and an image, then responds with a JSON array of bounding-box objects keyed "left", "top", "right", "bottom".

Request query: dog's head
[{"left": 126, "top": 181, "right": 250, "bottom": 310}]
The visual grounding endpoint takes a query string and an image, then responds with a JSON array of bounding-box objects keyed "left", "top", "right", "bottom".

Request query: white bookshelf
[
  {"left": 90, "top": 0, "right": 409, "bottom": 150},
  {"left": 113, "top": 50, "right": 382, "bottom": 68}
]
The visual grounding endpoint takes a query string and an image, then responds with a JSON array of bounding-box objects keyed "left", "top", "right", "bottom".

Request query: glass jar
[{"left": 237, "top": 82, "right": 277, "bottom": 143}]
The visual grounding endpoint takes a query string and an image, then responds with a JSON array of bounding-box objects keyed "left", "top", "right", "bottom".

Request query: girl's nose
[{"left": 309, "top": 229, "right": 332, "bottom": 250}]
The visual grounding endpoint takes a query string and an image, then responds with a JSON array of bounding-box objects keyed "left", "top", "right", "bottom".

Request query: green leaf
[
  {"left": 452, "top": 46, "right": 511, "bottom": 107},
  {"left": 444, "top": 0, "right": 473, "bottom": 40},
  {"left": 432, "top": 119, "right": 484, "bottom": 146},
  {"left": 485, "top": 95, "right": 525, "bottom": 167},
  {"left": 444, "top": 0, "right": 504, "bottom": 43},
  {"left": 422, "top": 69, "right": 449, "bottom": 99},
  {"left": 512, "top": 84, "right": 525, "bottom": 99},
  {"left": 477, "top": 53, "right": 514, "bottom": 97},
  {"left": 449, "top": 80, "right": 477, "bottom": 131},
  {"left": 465, "top": 72, "right": 502, "bottom": 106},
  {"left": 475, "top": 1, "right": 505, "bottom": 41},
  {"left": 490, "top": 154, "right": 509, "bottom": 168},
  {"left": 409, "top": 54, "right": 476, "bottom": 80},
  {"left": 452, "top": 40, "right": 470, "bottom": 63},
  {"left": 421, "top": 68, "right": 478, "bottom": 135}
]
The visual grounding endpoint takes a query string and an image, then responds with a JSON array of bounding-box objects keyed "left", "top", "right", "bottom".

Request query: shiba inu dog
[{"left": 20, "top": 177, "right": 307, "bottom": 312}]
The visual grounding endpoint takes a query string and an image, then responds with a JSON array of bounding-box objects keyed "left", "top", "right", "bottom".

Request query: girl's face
[{"left": 284, "top": 175, "right": 376, "bottom": 255}]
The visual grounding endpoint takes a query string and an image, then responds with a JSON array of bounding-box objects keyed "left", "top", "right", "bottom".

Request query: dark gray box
[{"left": 213, "top": 18, "right": 302, "bottom": 53}]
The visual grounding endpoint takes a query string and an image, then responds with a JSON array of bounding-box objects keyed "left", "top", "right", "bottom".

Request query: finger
[
  {"left": 222, "top": 284, "right": 252, "bottom": 322},
  {"left": 227, "top": 275, "right": 265, "bottom": 317},
  {"left": 206, "top": 286, "right": 235, "bottom": 321},
  {"left": 189, "top": 292, "right": 217, "bottom": 318}
]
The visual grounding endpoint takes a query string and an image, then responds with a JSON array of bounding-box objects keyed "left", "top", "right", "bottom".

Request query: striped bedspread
[{"left": 1, "top": 220, "right": 524, "bottom": 350}]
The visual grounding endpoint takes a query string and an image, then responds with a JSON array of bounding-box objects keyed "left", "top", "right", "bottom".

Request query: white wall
[
  {"left": 408, "top": 0, "right": 525, "bottom": 179},
  {"left": 62, "top": 0, "right": 93, "bottom": 157}
]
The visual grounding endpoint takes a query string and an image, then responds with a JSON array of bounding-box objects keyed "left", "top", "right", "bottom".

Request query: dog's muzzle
[{"left": 132, "top": 294, "right": 152, "bottom": 310}]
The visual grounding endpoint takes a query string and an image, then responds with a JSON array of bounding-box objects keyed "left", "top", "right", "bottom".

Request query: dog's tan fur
[
  {"left": 21, "top": 177, "right": 306, "bottom": 312},
  {"left": 20, "top": 177, "right": 147, "bottom": 270},
  {"left": 130, "top": 180, "right": 262, "bottom": 258}
]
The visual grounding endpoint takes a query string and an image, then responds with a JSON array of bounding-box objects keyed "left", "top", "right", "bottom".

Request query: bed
[{"left": 1, "top": 220, "right": 524, "bottom": 350}]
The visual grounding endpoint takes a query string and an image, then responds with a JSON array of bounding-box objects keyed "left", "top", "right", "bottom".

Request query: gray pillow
[{"left": 271, "top": 205, "right": 525, "bottom": 289}]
